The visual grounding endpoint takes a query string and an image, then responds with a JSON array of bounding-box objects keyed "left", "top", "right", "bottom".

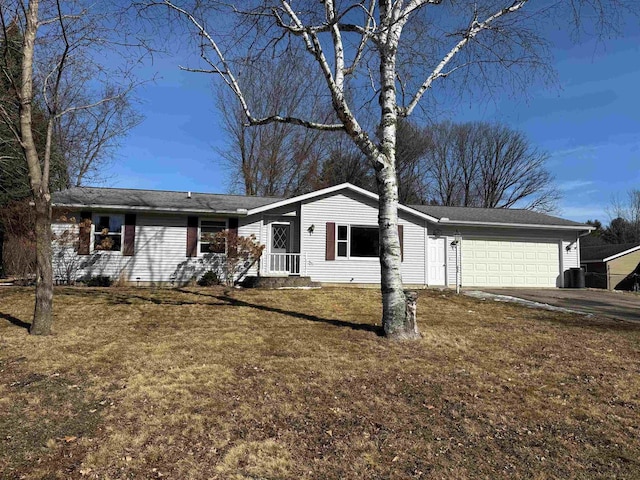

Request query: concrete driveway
[{"left": 478, "top": 288, "right": 640, "bottom": 323}]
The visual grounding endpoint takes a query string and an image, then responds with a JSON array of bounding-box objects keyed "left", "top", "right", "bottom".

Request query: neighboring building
[
  {"left": 581, "top": 243, "right": 640, "bottom": 290},
  {"left": 51, "top": 183, "right": 592, "bottom": 288}
]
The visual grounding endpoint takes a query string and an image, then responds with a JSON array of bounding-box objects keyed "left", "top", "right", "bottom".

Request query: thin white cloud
[
  {"left": 549, "top": 145, "right": 599, "bottom": 158},
  {"left": 557, "top": 179, "right": 594, "bottom": 191},
  {"left": 549, "top": 134, "right": 640, "bottom": 160},
  {"left": 558, "top": 204, "right": 607, "bottom": 222}
]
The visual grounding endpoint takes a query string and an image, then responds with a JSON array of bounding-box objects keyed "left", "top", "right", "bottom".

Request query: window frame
[
  {"left": 91, "top": 213, "right": 124, "bottom": 253},
  {"left": 336, "top": 224, "right": 349, "bottom": 258},
  {"left": 335, "top": 224, "right": 381, "bottom": 260},
  {"left": 198, "top": 218, "right": 228, "bottom": 255}
]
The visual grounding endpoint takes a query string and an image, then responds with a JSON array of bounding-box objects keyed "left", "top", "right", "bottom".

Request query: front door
[
  {"left": 270, "top": 223, "right": 290, "bottom": 273},
  {"left": 428, "top": 237, "right": 446, "bottom": 285}
]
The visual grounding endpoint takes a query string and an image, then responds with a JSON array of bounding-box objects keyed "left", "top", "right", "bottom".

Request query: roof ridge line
[{"left": 59, "top": 186, "right": 283, "bottom": 200}]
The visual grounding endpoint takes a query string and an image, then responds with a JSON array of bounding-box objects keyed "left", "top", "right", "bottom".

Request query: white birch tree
[{"left": 147, "top": 0, "right": 635, "bottom": 340}]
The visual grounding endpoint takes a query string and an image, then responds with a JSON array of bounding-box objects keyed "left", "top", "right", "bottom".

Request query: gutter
[
  {"left": 602, "top": 244, "right": 640, "bottom": 262},
  {"left": 437, "top": 218, "right": 594, "bottom": 231},
  {"left": 52, "top": 203, "right": 251, "bottom": 216}
]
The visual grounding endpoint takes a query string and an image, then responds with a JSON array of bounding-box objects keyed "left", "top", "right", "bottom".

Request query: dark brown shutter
[
  {"left": 228, "top": 217, "right": 238, "bottom": 236},
  {"left": 228, "top": 217, "right": 239, "bottom": 253},
  {"left": 326, "top": 222, "right": 335, "bottom": 261},
  {"left": 123, "top": 214, "right": 136, "bottom": 256},
  {"left": 78, "top": 211, "right": 92, "bottom": 255},
  {"left": 398, "top": 224, "right": 404, "bottom": 262},
  {"left": 186, "top": 216, "right": 198, "bottom": 257}
]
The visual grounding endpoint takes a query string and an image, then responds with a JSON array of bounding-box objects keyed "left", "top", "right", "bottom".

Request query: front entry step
[{"left": 241, "top": 276, "right": 320, "bottom": 289}]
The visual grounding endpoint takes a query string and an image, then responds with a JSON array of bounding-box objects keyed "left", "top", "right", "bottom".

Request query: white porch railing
[{"left": 267, "top": 253, "right": 305, "bottom": 275}]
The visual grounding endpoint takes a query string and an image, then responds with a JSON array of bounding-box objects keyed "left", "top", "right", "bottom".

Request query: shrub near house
[{"left": 201, "top": 230, "right": 264, "bottom": 286}]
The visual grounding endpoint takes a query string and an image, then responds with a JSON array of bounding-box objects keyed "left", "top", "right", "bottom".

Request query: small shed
[{"left": 580, "top": 243, "right": 640, "bottom": 290}]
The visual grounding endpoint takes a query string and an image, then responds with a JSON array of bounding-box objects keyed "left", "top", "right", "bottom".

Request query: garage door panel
[{"left": 462, "top": 238, "right": 560, "bottom": 287}]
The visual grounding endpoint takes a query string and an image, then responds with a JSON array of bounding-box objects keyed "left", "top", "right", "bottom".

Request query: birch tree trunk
[
  {"left": 375, "top": 8, "right": 419, "bottom": 339},
  {"left": 376, "top": 164, "right": 417, "bottom": 339}
]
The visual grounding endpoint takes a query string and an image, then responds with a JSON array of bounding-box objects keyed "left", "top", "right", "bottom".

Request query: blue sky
[{"left": 103, "top": 15, "right": 640, "bottom": 224}]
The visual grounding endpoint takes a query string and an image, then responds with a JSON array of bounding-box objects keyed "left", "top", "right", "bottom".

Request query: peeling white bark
[{"left": 375, "top": 6, "right": 420, "bottom": 338}]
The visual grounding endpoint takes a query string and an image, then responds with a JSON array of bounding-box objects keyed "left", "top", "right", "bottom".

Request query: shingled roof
[
  {"left": 52, "top": 184, "right": 590, "bottom": 229},
  {"left": 581, "top": 242, "right": 640, "bottom": 262},
  {"left": 52, "top": 187, "right": 283, "bottom": 214},
  {"left": 409, "top": 204, "right": 587, "bottom": 228}
]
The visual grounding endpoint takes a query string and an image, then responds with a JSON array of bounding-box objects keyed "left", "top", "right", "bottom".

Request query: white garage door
[{"left": 462, "top": 238, "right": 560, "bottom": 287}]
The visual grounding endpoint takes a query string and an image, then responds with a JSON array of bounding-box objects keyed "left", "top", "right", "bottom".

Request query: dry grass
[{"left": 0, "top": 286, "right": 638, "bottom": 479}]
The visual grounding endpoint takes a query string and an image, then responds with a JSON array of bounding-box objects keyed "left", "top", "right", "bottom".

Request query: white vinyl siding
[
  {"left": 238, "top": 216, "right": 264, "bottom": 277},
  {"left": 446, "top": 236, "right": 458, "bottom": 287},
  {"left": 300, "top": 191, "right": 426, "bottom": 284},
  {"left": 52, "top": 192, "right": 586, "bottom": 287},
  {"left": 53, "top": 214, "right": 222, "bottom": 285},
  {"left": 562, "top": 234, "right": 580, "bottom": 271}
]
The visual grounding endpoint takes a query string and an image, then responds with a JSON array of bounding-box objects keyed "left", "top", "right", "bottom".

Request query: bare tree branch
[{"left": 400, "top": 0, "right": 529, "bottom": 117}]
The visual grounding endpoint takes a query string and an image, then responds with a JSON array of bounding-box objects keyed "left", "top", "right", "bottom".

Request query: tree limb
[{"left": 400, "top": 0, "right": 529, "bottom": 117}]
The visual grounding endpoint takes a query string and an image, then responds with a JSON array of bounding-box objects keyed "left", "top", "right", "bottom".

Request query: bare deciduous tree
[
  {"left": 423, "top": 122, "right": 559, "bottom": 212},
  {"left": 56, "top": 86, "right": 143, "bottom": 187},
  {"left": 316, "top": 119, "right": 430, "bottom": 204},
  {"left": 217, "top": 52, "right": 332, "bottom": 197},
  {"left": 146, "top": 0, "right": 635, "bottom": 340},
  {"left": 0, "top": 0, "right": 143, "bottom": 335}
]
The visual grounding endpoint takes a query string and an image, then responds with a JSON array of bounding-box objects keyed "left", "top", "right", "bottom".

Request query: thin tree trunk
[
  {"left": 30, "top": 191, "right": 53, "bottom": 335},
  {"left": 19, "top": 0, "right": 54, "bottom": 335},
  {"left": 0, "top": 230, "right": 4, "bottom": 278}
]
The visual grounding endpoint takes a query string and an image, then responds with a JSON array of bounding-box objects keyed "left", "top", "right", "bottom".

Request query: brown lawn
[{"left": 0, "top": 286, "right": 638, "bottom": 479}]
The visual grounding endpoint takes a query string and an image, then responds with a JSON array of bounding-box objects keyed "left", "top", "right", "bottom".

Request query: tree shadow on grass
[
  {"left": 54, "top": 287, "right": 383, "bottom": 335},
  {"left": 56, "top": 288, "right": 216, "bottom": 307},
  {"left": 177, "top": 288, "right": 384, "bottom": 336},
  {"left": 0, "top": 312, "right": 31, "bottom": 330}
]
